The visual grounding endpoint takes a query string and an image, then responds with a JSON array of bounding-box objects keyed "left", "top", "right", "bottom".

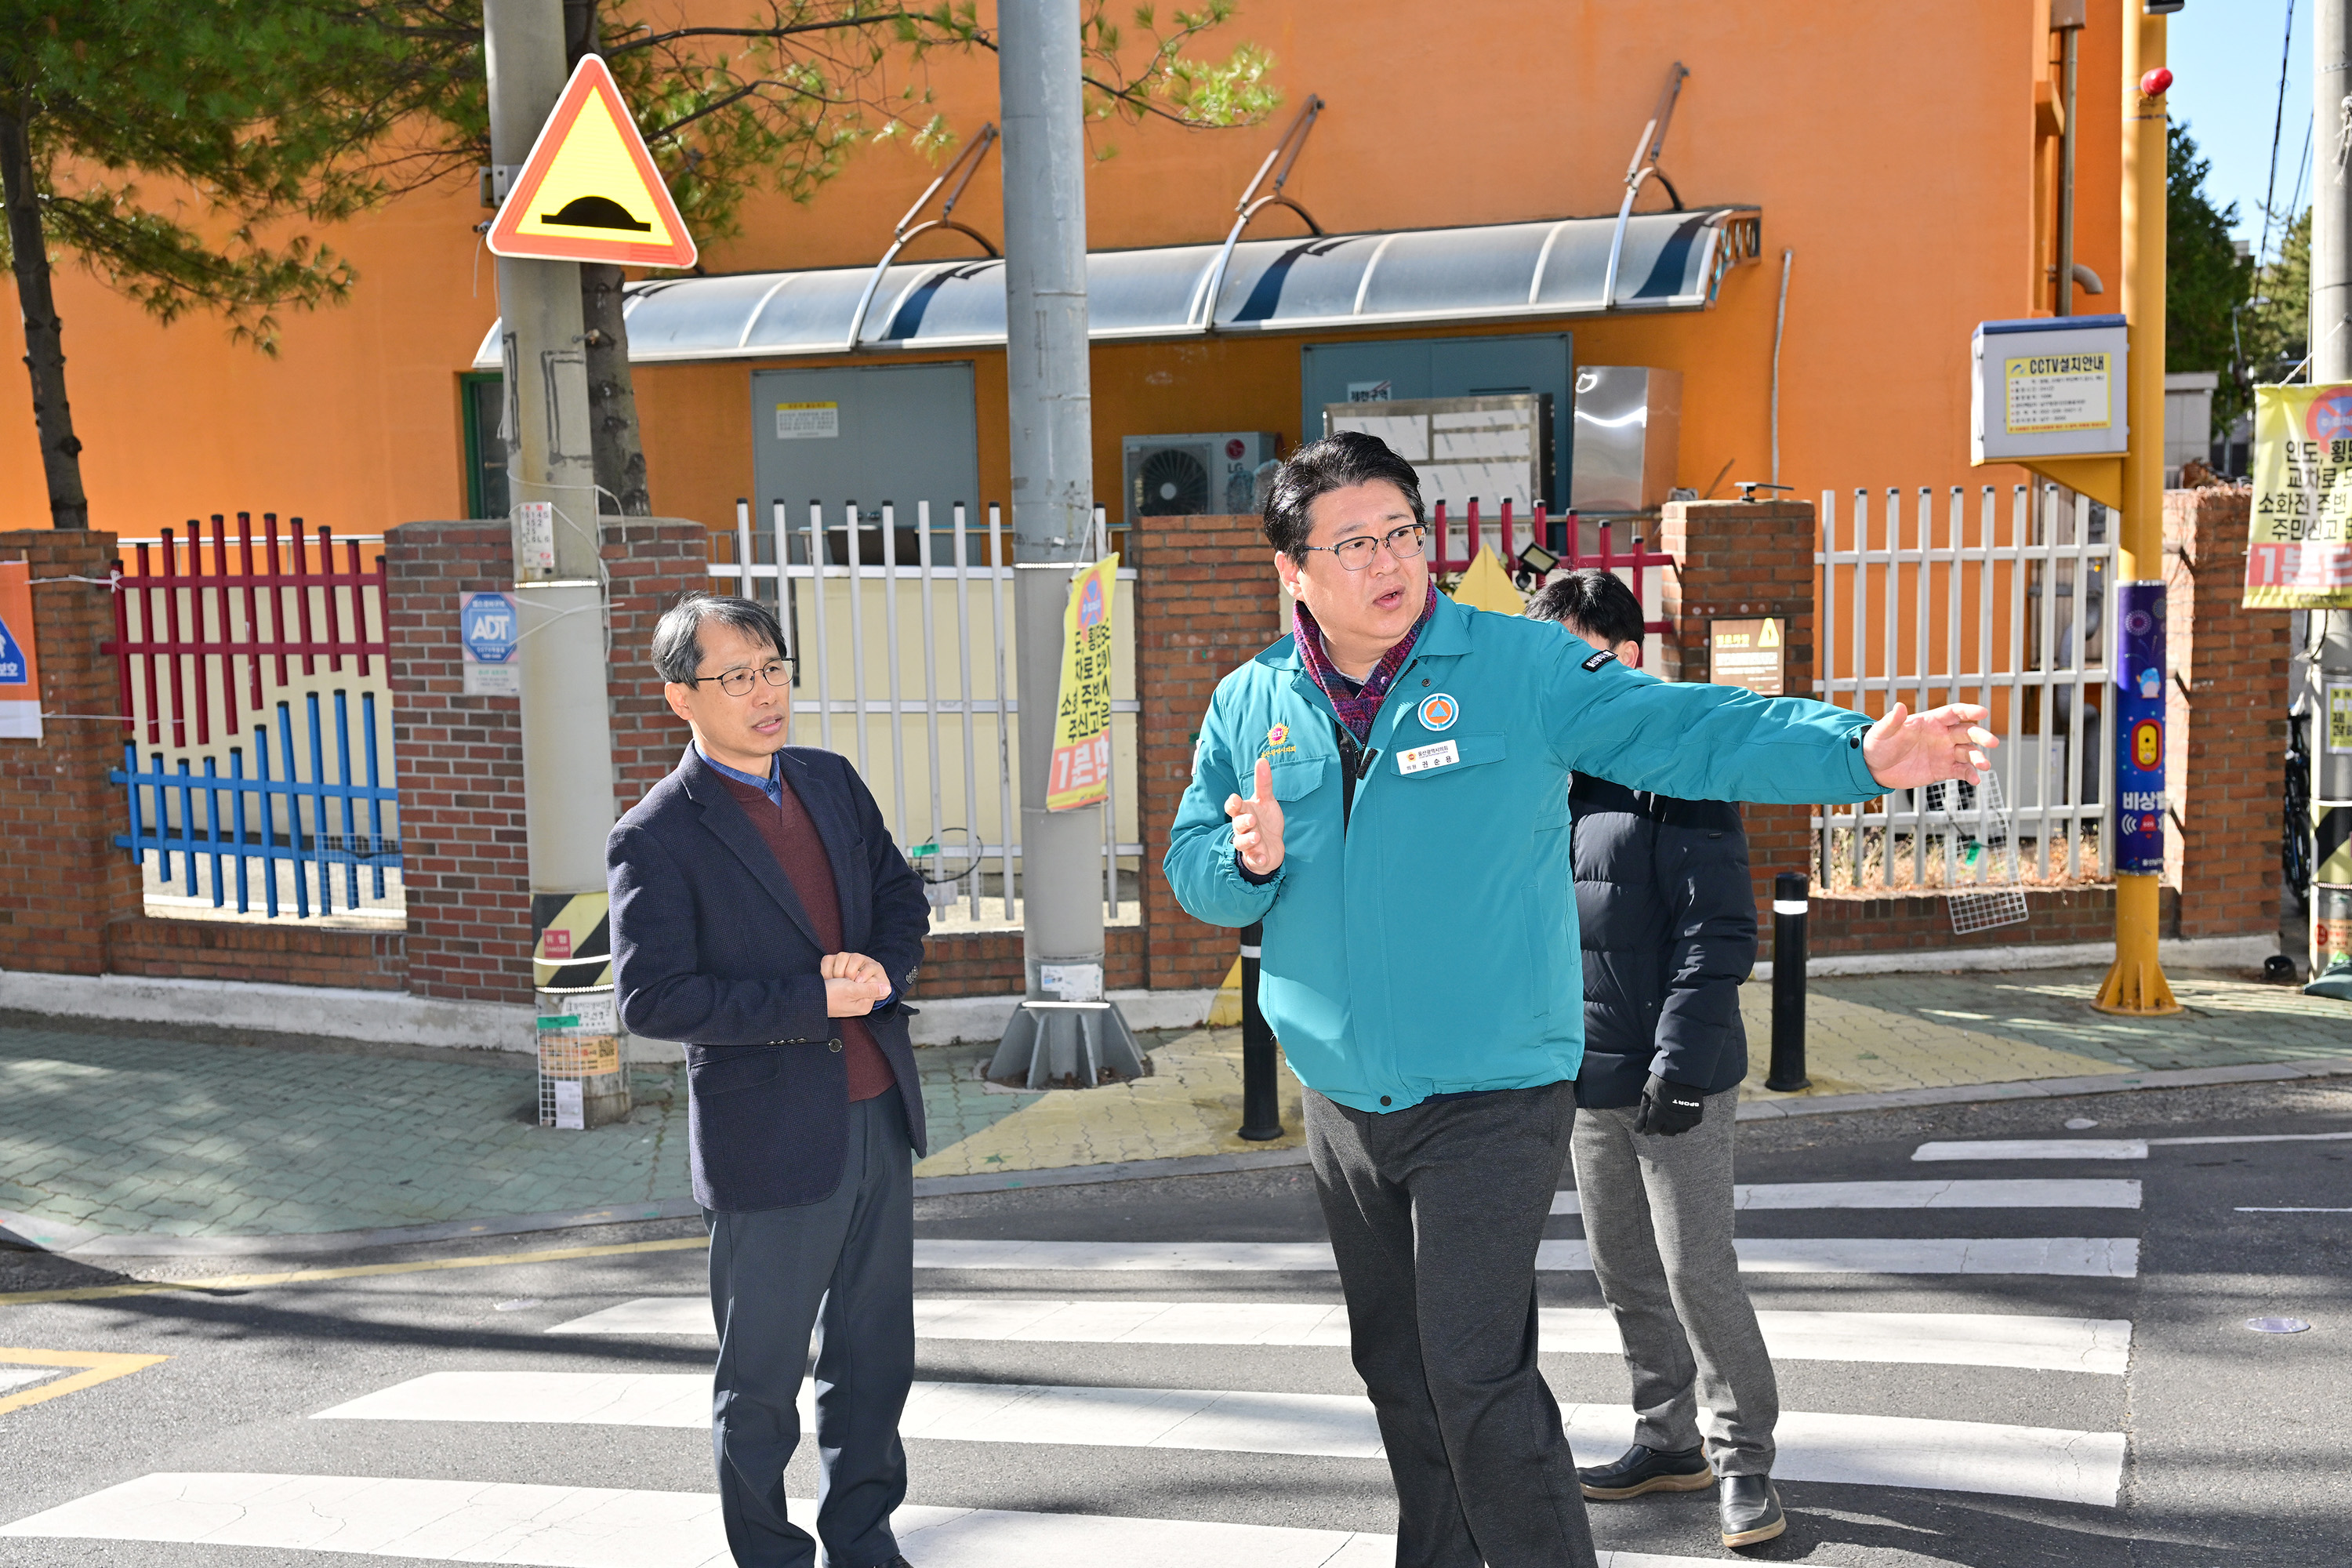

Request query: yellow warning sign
[
  {"left": 487, "top": 56, "right": 695, "bottom": 269},
  {"left": 1758, "top": 617, "right": 1781, "bottom": 648},
  {"left": 1446, "top": 546, "right": 1528, "bottom": 615}
]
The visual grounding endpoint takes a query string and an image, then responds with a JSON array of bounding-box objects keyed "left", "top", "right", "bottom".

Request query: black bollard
[
  {"left": 1766, "top": 871, "right": 1811, "bottom": 1092},
  {"left": 1237, "top": 920, "right": 1283, "bottom": 1140}
]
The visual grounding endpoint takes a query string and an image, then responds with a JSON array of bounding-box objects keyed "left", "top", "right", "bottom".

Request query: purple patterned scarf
[{"left": 1292, "top": 583, "right": 1438, "bottom": 743}]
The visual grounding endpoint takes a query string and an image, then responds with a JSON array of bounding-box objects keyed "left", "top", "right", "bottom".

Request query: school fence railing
[
  {"left": 710, "top": 499, "right": 1139, "bottom": 928},
  {"left": 1813, "top": 483, "right": 2116, "bottom": 925},
  {"left": 103, "top": 515, "right": 400, "bottom": 918}
]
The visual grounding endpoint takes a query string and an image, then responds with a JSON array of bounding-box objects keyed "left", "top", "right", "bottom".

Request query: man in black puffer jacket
[{"left": 1527, "top": 571, "right": 1785, "bottom": 1552}]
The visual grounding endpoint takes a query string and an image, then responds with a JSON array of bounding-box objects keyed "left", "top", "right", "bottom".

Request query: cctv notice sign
[
  {"left": 1046, "top": 555, "right": 1119, "bottom": 812},
  {"left": 2245, "top": 383, "right": 2352, "bottom": 609}
]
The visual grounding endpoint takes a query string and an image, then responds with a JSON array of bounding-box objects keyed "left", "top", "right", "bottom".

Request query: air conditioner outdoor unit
[{"left": 1121, "top": 431, "right": 1281, "bottom": 525}]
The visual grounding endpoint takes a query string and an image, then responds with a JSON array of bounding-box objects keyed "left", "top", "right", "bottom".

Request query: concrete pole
[
  {"left": 487, "top": 0, "right": 628, "bottom": 1119},
  {"left": 2095, "top": 5, "right": 2180, "bottom": 1014},
  {"left": 987, "top": 0, "right": 1143, "bottom": 1086},
  {"left": 2307, "top": 0, "right": 2352, "bottom": 991}
]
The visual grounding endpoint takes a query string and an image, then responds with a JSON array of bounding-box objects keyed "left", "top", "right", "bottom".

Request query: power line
[{"left": 2259, "top": 0, "right": 2298, "bottom": 274}]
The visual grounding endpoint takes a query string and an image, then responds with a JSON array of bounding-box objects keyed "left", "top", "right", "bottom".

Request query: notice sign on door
[
  {"left": 0, "top": 560, "right": 41, "bottom": 740},
  {"left": 1709, "top": 616, "right": 1784, "bottom": 696},
  {"left": 2004, "top": 351, "right": 2113, "bottom": 434},
  {"left": 775, "top": 401, "right": 840, "bottom": 440}
]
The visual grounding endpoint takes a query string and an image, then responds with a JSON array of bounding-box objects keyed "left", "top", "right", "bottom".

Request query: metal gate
[
  {"left": 710, "top": 499, "right": 1138, "bottom": 927},
  {"left": 1813, "top": 484, "right": 2115, "bottom": 907}
]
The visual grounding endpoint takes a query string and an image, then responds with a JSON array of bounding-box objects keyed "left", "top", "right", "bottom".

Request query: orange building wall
[{"left": 2, "top": 0, "right": 2128, "bottom": 538}]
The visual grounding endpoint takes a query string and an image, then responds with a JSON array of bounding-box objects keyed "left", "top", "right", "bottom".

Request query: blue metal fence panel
[{"left": 111, "top": 689, "right": 399, "bottom": 918}]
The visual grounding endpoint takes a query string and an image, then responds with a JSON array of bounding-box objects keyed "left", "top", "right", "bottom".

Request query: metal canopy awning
[{"left": 469, "top": 206, "right": 1761, "bottom": 368}]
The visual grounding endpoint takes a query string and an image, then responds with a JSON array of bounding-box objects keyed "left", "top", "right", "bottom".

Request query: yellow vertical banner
[
  {"left": 1046, "top": 554, "right": 1118, "bottom": 812},
  {"left": 2245, "top": 383, "right": 2352, "bottom": 608}
]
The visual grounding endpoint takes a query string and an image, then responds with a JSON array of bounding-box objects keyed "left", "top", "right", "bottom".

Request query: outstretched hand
[
  {"left": 1224, "top": 756, "right": 1287, "bottom": 876},
  {"left": 1862, "top": 702, "right": 1998, "bottom": 790}
]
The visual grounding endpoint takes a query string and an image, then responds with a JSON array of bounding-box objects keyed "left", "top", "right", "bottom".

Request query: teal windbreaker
[{"left": 1163, "top": 593, "right": 1883, "bottom": 1114}]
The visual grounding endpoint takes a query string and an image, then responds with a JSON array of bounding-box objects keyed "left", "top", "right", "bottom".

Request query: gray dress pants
[
  {"left": 1569, "top": 1087, "right": 1778, "bottom": 1476},
  {"left": 706, "top": 1091, "right": 915, "bottom": 1568},
  {"left": 1305, "top": 1081, "right": 1599, "bottom": 1568}
]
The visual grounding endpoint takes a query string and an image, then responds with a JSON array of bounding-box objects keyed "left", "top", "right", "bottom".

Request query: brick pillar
[
  {"left": 0, "top": 530, "right": 145, "bottom": 973},
  {"left": 1133, "top": 514, "right": 1283, "bottom": 992},
  {"left": 387, "top": 517, "right": 716, "bottom": 1004},
  {"left": 2164, "top": 485, "right": 2289, "bottom": 937},
  {"left": 1657, "top": 499, "right": 1819, "bottom": 956},
  {"left": 386, "top": 521, "right": 531, "bottom": 1004},
  {"left": 602, "top": 517, "right": 713, "bottom": 811}
]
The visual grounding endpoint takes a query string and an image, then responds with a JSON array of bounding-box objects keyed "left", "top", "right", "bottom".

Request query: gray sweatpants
[
  {"left": 1569, "top": 1087, "right": 1778, "bottom": 1475},
  {"left": 1306, "top": 1082, "right": 1599, "bottom": 1568}
]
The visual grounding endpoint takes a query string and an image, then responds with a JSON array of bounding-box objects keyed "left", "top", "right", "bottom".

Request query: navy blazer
[{"left": 608, "top": 744, "right": 931, "bottom": 1210}]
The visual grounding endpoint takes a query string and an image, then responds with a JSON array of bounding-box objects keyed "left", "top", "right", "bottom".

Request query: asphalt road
[{"left": 2, "top": 1076, "right": 2348, "bottom": 1568}]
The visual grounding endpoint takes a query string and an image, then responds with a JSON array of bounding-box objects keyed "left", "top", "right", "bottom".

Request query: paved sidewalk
[{"left": 0, "top": 965, "right": 2343, "bottom": 1247}]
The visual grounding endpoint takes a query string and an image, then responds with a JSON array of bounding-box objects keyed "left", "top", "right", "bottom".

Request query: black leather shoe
[
  {"left": 1719, "top": 1473, "right": 1785, "bottom": 1548},
  {"left": 1577, "top": 1442, "right": 1713, "bottom": 1500}
]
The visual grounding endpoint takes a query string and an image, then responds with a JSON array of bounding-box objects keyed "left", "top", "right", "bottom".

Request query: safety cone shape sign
[{"left": 486, "top": 55, "right": 695, "bottom": 269}]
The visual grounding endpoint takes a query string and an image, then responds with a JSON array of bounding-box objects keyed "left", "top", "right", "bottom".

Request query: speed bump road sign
[{"left": 487, "top": 55, "right": 695, "bottom": 270}]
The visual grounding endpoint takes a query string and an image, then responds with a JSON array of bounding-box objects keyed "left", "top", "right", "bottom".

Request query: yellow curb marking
[
  {"left": 0, "top": 1236, "right": 709, "bottom": 1309},
  {"left": 0, "top": 1348, "right": 170, "bottom": 1416}
]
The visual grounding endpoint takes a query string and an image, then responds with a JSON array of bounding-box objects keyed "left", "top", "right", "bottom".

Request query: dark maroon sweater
[{"left": 713, "top": 771, "right": 895, "bottom": 1102}]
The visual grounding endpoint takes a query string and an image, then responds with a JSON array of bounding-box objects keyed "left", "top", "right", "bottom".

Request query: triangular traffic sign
[{"left": 487, "top": 55, "right": 696, "bottom": 269}]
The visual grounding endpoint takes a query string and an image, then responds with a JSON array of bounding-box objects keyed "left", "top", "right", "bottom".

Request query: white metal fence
[
  {"left": 710, "top": 499, "right": 1139, "bottom": 930},
  {"left": 1813, "top": 484, "right": 2116, "bottom": 902}
]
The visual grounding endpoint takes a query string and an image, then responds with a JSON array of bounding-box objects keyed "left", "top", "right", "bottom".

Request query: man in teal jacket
[{"left": 1164, "top": 433, "right": 1994, "bottom": 1568}]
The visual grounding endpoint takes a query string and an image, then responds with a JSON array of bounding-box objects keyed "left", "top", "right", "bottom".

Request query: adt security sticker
[
  {"left": 460, "top": 591, "right": 521, "bottom": 697},
  {"left": 1417, "top": 692, "right": 1458, "bottom": 731}
]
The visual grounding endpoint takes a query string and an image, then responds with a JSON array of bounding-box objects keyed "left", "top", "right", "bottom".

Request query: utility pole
[
  {"left": 485, "top": 0, "right": 628, "bottom": 1118},
  {"left": 2307, "top": 0, "right": 2352, "bottom": 993},
  {"left": 2096, "top": 5, "right": 2180, "bottom": 1014},
  {"left": 986, "top": 0, "right": 1145, "bottom": 1087}
]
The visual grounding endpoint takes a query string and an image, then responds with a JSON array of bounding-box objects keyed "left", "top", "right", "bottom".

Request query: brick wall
[
  {"left": 1131, "top": 514, "right": 1282, "bottom": 993},
  {"left": 1657, "top": 500, "right": 1820, "bottom": 957},
  {"left": 603, "top": 517, "right": 711, "bottom": 811},
  {"left": 0, "top": 530, "right": 146, "bottom": 973},
  {"left": 1803, "top": 882, "right": 2175, "bottom": 956},
  {"left": 916, "top": 924, "right": 1145, "bottom": 998},
  {"left": 2165, "top": 486, "right": 2288, "bottom": 938},
  {"left": 105, "top": 913, "right": 407, "bottom": 989}
]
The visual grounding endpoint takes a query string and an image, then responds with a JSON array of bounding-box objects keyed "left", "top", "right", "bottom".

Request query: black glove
[{"left": 1634, "top": 1074, "right": 1706, "bottom": 1137}]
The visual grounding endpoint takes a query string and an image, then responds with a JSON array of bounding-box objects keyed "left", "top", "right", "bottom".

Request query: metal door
[{"left": 750, "top": 362, "right": 980, "bottom": 562}]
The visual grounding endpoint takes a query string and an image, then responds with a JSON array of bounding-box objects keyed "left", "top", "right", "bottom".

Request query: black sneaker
[
  {"left": 1577, "top": 1443, "right": 1713, "bottom": 1500},
  {"left": 1719, "top": 1473, "right": 1786, "bottom": 1548}
]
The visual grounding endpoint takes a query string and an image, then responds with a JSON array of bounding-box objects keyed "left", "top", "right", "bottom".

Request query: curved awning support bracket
[
  {"left": 1600, "top": 62, "right": 1690, "bottom": 310},
  {"left": 846, "top": 122, "right": 1000, "bottom": 348},
  {"left": 1191, "top": 95, "right": 1327, "bottom": 330}
]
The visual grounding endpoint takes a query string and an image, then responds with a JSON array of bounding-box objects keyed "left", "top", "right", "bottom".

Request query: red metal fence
[
  {"left": 1428, "top": 499, "right": 1674, "bottom": 645},
  {"left": 105, "top": 513, "right": 388, "bottom": 749}
]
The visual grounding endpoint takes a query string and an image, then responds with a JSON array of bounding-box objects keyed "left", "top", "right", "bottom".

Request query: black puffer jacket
[{"left": 1570, "top": 772, "right": 1757, "bottom": 1109}]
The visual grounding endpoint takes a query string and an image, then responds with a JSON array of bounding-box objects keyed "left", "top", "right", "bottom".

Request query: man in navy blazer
[{"left": 608, "top": 593, "right": 931, "bottom": 1568}]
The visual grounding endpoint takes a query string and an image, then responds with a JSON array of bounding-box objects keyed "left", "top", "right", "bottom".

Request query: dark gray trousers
[
  {"left": 706, "top": 1091, "right": 915, "bottom": 1568},
  {"left": 1305, "top": 1082, "right": 1599, "bottom": 1568},
  {"left": 1570, "top": 1087, "right": 1777, "bottom": 1475}
]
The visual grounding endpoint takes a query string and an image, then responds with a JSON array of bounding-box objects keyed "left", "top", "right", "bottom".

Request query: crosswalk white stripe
[
  {"left": 1913, "top": 1139, "right": 2150, "bottom": 1161},
  {"left": 1916, "top": 1130, "right": 2352, "bottom": 1161},
  {"left": 312, "top": 1373, "right": 2122, "bottom": 1505},
  {"left": 0, "top": 1472, "right": 1731, "bottom": 1568},
  {"left": 549, "top": 1298, "right": 2132, "bottom": 1374},
  {"left": 1549, "top": 1178, "right": 2142, "bottom": 1213},
  {"left": 909, "top": 1236, "right": 2137, "bottom": 1277}
]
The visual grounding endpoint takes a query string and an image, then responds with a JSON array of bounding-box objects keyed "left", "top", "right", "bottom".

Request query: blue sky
[{"left": 2168, "top": 0, "right": 2307, "bottom": 267}]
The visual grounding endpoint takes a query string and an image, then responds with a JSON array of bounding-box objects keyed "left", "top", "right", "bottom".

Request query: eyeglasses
[
  {"left": 1301, "top": 522, "right": 1428, "bottom": 572},
  {"left": 687, "top": 659, "right": 793, "bottom": 697}
]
